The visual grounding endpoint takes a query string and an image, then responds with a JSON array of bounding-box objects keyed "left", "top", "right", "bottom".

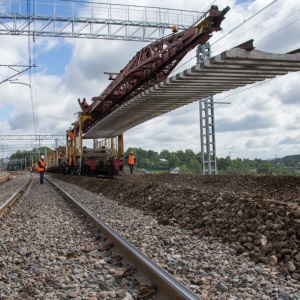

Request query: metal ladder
[{"left": 197, "top": 43, "right": 217, "bottom": 175}]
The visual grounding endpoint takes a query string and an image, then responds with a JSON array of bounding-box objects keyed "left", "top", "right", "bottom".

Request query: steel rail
[
  {"left": 46, "top": 176, "right": 201, "bottom": 300},
  {"left": 0, "top": 173, "right": 32, "bottom": 217}
]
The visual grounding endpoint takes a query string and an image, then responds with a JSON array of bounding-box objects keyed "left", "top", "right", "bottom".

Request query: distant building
[
  {"left": 159, "top": 158, "right": 168, "bottom": 163},
  {"left": 169, "top": 167, "right": 180, "bottom": 174}
]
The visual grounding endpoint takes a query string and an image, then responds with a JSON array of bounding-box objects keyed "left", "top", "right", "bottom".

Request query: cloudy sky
[{"left": 0, "top": 0, "right": 299, "bottom": 159}]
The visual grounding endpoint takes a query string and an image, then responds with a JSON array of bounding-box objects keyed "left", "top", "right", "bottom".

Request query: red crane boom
[{"left": 79, "top": 5, "right": 230, "bottom": 134}]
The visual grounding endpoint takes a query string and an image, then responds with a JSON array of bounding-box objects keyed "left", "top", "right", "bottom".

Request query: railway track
[
  {"left": 0, "top": 173, "right": 200, "bottom": 300},
  {"left": 0, "top": 172, "right": 32, "bottom": 217},
  {"left": 2, "top": 173, "right": 300, "bottom": 299}
]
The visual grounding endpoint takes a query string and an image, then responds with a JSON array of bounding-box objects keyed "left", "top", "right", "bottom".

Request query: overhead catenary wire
[
  {"left": 213, "top": 0, "right": 299, "bottom": 54},
  {"left": 211, "top": 0, "right": 278, "bottom": 47},
  {"left": 27, "top": 0, "right": 38, "bottom": 136}
]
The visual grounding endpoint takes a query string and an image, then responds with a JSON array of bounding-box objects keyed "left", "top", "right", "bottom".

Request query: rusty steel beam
[{"left": 77, "top": 5, "right": 230, "bottom": 135}]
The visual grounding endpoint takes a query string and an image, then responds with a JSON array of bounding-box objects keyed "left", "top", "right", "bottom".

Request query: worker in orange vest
[
  {"left": 37, "top": 155, "right": 46, "bottom": 184},
  {"left": 68, "top": 153, "right": 76, "bottom": 175},
  {"left": 127, "top": 151, "right": 136, "bottom": 175},
  {"left": 68, "top": 130, "right": 74, "bottom": 140}
]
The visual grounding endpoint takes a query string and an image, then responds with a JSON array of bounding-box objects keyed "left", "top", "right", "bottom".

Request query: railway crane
[
  {"left": 76, "top": 5, "right": 230, "bottom": 135},
  {"left": 62, "top": 5, "right": 230, "bottom": 177}
]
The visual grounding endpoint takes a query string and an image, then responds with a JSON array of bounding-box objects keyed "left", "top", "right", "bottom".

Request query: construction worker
[
  {"left": 68, "top": 129, "right": 74, "bottom": 140},
  {"left": 127, "top": 151, "right": 136, "bottom": 175},
  {"left": 37, "top": 155, "right": 46, "bottom": 184},
  {"left": 58, "top": 152, "right": 64, "bottom": 164},
  {"left": 68, "top": 153, "right": 76, "bottom": 175}
]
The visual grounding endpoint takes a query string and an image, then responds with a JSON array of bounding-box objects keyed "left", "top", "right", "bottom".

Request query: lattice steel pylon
[
  {"left": 197, "top": 43, "right": 217, "bottom": 175},
  {"left": 0, "top": 0, "right": 205, "bottom": 42}
]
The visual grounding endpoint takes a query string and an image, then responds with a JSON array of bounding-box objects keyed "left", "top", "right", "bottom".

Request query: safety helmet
[
  {"left": 41, "top": 155, "right": 45, "bottom": 159},
  {"left": 130, "top": 151, "right": 133, "bottom": 154}
]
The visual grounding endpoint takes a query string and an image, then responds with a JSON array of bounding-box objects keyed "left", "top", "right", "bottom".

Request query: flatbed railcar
[
  {"left": 81, "top": 146, "right": 124, "bottom": 178},
  {"left": 45, "top": 146, "right": 124, "bottom": 178}
]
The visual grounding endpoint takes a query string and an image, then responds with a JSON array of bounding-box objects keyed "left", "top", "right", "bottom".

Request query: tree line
[
  {"left": 6, "top": 147, "right": 300, "bottom": 175},
  {"left": 125, "top": 148, "right": 300, "bottom": 175}
]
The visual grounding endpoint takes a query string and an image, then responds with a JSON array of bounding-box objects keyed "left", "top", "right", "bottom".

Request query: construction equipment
[
  {"left": 62, "top": 5, "right": 229, "bottom": 175},
  {"left": 75, "top": 5, "right": 230, "bottom": 136},
  {"left": 81, "top": 146, "right": 124, "bottom": 178}
]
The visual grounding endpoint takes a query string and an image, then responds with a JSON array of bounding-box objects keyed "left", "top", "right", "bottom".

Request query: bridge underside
[{"left": 83, "top": 43, "right": 300, "bottom": 139}]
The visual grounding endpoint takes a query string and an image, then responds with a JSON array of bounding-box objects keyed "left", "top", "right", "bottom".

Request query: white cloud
[{"left": 1, "top": 0, "right": 300, "bottom": 159}]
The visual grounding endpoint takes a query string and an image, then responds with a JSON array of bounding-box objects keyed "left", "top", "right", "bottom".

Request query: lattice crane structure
[{"left": 76, "top": 5, "right": 230, "bottom": 136}]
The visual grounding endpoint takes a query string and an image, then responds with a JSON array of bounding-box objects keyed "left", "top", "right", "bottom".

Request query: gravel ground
[
  {"left": 47, "top": 174, "right": 300, "bottom": 299},
  {"left": 0, "top": 174, "right": 143, "bottom": 300},
  {"left": 0, "top": 173, "right": 30, "bottom": 206}
]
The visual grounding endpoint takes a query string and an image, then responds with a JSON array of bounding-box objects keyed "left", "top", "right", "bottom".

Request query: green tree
[
  {"left": 139, "top": 158, "right": 153, "bottom": 168},
  {"left": 168, "top": 153, "right": 180, "bottom": 168},
  {"left": 188, "top": 158, "right": 202, "bottom": 174},
  {"left": 217, "top": 156, "right": 232, "bottom": 170},
  {"left": 159, "top": 149, "right": 171, "bottom": 160},
  {"left": 146, "top": 150, "right": 158, "bottom": 160},
  {"left": 178, "top": 164, "right": 190, "bottom": 174}
]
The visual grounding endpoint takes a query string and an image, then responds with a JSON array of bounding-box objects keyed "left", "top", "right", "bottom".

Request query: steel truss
[
  {"left": 0, "top": 134, "right": 65, "bottom": 140},
  {"left": 0, "top": 0, "right": 205, "bottom": 41}
]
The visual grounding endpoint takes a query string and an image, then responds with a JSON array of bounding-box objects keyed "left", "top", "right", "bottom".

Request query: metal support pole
[
  {"left": 79, "top": 116, "right": 83, "bottom": 172},
  {"left": 197, "top": 42, "right": 217, "bottom": 175},
  {"left": 118, "top": 134, "right": 124, "bottom": 156}
]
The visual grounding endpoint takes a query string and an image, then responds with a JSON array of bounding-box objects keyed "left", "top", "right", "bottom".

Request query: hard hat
[
  {"left": 130, "top": 151, "right": 133, "bottom": 154},
  {"left": 41, "top": 155, "right": 45, "bottom": 159}
]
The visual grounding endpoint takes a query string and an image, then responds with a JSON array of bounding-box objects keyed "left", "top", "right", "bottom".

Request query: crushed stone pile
[{"left": 50, "top": 173, "right": 300, "bottom": 281}]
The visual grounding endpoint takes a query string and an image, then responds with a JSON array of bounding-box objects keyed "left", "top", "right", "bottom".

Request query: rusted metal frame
[
  {"left": 82, "top": 7, "right": 230, "bottom": 136},
  {"left": 88, "top": 10, "right": 226, "bottom": 112},
  {"left": 91, "top": 27, "right": 197, "bottom": 104},
  {"left": 82, "top": 30, "right": 214, "bottom": 133}
]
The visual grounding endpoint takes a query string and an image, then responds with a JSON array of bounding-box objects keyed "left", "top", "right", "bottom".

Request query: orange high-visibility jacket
[
  {"left": 68, "top": 131, "right": 74, "bottom": 139},
  {"left": 128, "top": 155, "right": 135, "bottom": 165},
  {"left": 68, "top": 156, "right": 76, "bottom": 166},
  {"left": 37, "top": 160, "right": 46, "bottom": 172}
]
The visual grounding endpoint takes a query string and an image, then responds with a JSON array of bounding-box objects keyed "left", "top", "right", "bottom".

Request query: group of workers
[
  {"left": 31, "top": 95, "right": 138, "bottom": 185},
  {"left": 35, "top": 150, "right": 137, "bottom": 184},
  {"left": 57, "top": 152, "right": 79, "bottom": 175},
  {"left": 35, "top": 151, "right": 79, "bottom": 184}
]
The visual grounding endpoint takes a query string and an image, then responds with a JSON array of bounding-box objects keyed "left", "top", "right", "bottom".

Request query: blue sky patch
[
  {"left": 35, "top": 43, "right": 73, "bottom": 75},
  {"left": 0, "top": 104, "right": 14, "bottom": 122}
]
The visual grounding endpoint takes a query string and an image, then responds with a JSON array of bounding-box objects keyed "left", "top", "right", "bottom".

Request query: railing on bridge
[{"left": 0, "top": 0, "right": 205, "bottom": 41}]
